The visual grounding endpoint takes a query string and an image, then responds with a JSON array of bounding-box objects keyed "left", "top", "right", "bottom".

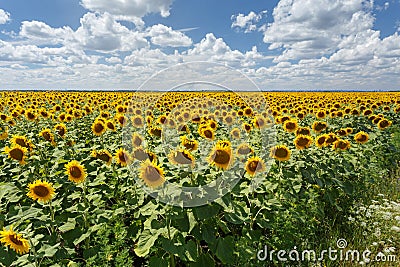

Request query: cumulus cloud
[
  {"left": 147, "top": 24, "right": 192, "bottom": 47},
  {"left": 0, "top": 9, "right": 10, "bottom": 24},
  {"left": 231, "top": 11, "right": 266, "bottom": 33},
  {"left": 80, "top": 0, "right": 174, "bottom": 20},
  {"left": 262, "top": 0, "right": 375, "bottom": 62}
]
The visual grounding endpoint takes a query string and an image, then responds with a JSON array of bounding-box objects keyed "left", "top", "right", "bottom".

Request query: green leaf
[
  {"left": 149, "top": 257, "right": 168, "bottom": 267},
  {"left": 134, "top": 229, "right": 160, "bottom": 257},
  {"left": 73, "top": 231, "right": 91, "bottom": 246},
  {"left": 189, "top": 253, "right": 215, "bottom": 267},
  {"left": 211, "top": 236, "right": 235, "bottom": 265},
  {"left": 58, "top": 218, "right": 76, "bottom": 232},
  {"left": 193, "top": 204, "right": 220, "bottom": 220}
]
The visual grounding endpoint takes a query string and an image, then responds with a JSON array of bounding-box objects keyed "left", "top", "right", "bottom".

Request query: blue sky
[{"left": 0, "top": 0, "right": 399, "bottom": 90}]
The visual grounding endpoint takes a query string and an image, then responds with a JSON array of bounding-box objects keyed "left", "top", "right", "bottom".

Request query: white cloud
[
  {"left": 147, "top": 24, "right": 192, "bottom": 47},
  {"left": 105, "top": 56, "right": 122, "bottom": 64},
  {"left": 231, "top": 11, "right": 266, "bottom": 33},
  {"left": 262, "top": 0, "right": 375, "bottom": 62},
  {"left": 0, "top": 9, "right": 10, "bottom": 24},
  {"left": 19, "top": 13, "right": 149, "bottom": 52},
  {"left": 80, "top": 0, "right": 174, "bottom": 20}
]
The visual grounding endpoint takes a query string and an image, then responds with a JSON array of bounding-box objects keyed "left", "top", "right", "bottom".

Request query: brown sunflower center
[
  {"left": 317, "top": 137, "right": 326, "bottom": 145},
  {"left": 238, "top": 146, "right": 252, "bottom": 155},
  {"left": 15, "top": 139, "right": 27, "bottom": 148},
  {"left": 248, "top": 160, "right": 260, "bottom": 172},
  {"left": 285, "top": 122, "right": 296, "bottom": 130},
  {"left": 203, "top": 130, "right": 213, "bottom": 139},
  {"left": 33, "top": 185, "right": 50, "bottom": 198},
  {"left": 10, "top": 148, "right": 24, "bottom": 161},
  {"left": 98, "top": 153, "right": 111, "bottom": 162},
  {"left": 314, "top": 123, "right": 326, "bottom": 131},
  {"left": 118, "top": 152, "right": 128, "bottom": 163},
  {"left": 338, "top": 141, "right": 348, "bottom": 149},
  {"left": 275, "top": 148, "right": 288, "bottom": 158},
  {"left": 357, "top": 135, "right": 367, "bottom": 142},
  {"left": 213, "top": 149, "right": 231, "bottom": 164},
  {"left": 133, "top": 137, "right": 142, "bottom": 147},
  {"left": 296, "top": 137, "right": 309, "bottom": 147},
  {"left": 9, "top": 234, "right": 23, "bottom": 246},
  {"left": 134, "top": 149, "right": 148, "bottom": 161},
  {"left": 94, "top": 123, "right": 104, "bottom": 133},
  {"left": 133, "top": 117, "right": 143, "bottom": 125},
  {"left": 379, "top": 120, "right": 389, "bottom": 127},
  {"left": 144, "top": 166, "right": 162, "bottom": 182},
  {"left": 173, "top": 152, "right": 193, "bottom": 165},
  {"left": 70, "top": 166, "right": 82, "bottom": 179},
  {"left": 27, "top": 113, "right": 35, "bottom": 119},
  {"left": 57, "top": 127, "right": 65, "bottom": 136}
]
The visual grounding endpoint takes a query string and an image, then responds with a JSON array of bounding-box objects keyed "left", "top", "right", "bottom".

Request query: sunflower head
[
  {"left": 180, "top": 135, "right": 198, "bottom": 151},
  {"left": 93, "top": 149, "right": 113, "bottom": 165},
  {"left": 283, "top": 120, "right": 298, "bottom": 133},
  {"left": 294, "top": 135, "right": 313, "bottom": 150},
  {"left": 0, "top": 126, "right": 8, "bottom": 140},
  {"left": 237, "top": 143, "right": 254, "bottom": 156},
  {"left": 207, "top": 141, "right": 234, "bottom": 170},
  {"left": 354, "top": 131, "right": 369, "bottom": 144},
  {"left": 132, "top": 133, "right": 144, "bottom": 148},
  {"left": 230, "top": 128, "right": 241, "bottom": 139},
  {"left": 315, "top": 134, "right": 328, "bottom": 148},
  {"left": 245, "top": 156, "right": 266, "bottom": 176},
  {"left": 0, "top": 226, "right": 30, "bottom": 255},
  {"left": 377, "top": 119, "right": 392, "bottom": 130},
  {"left": 92, "top": 120, "right": 106, "bottom": 136},
  {"left": 4, "top": 145, "right": 28, "bottom": 165},
  {"left": 39, "top": 129, "right": 56, "bottom": 145},
  {"left": 332, "top": 139, "right": 351, "bottom": 151},
  {"left": 54, "top": 123, "right": 67, "bottom": 138},
  {"left": 27, "top": 180, "right": 55, "bottom": 203},
  {"left": 270, "top": 145, "right": 291, "bottom": 161},
  {"left": 115, "top": 148, "right": 132, "bottom": 166},
  {"left": 168, "top": 149, "right": 195, "bottom": 167},
  {"left": 139, "top": 160, "right": 165, "bottom": 189},
  {"left": 65, "top": 160, "right": 87, "bottom": 183},
  {"left": 312, "top": 121, "right": 327, "bottom": 133},
  {"left": 296, "top": 127, "right": 311, "bottom": 136},
  {"left": 106, "top": 120, "right": 116, "bottom": 131},
  {"left": 199, "top": 126, "right": 215, "bottom": 140}
]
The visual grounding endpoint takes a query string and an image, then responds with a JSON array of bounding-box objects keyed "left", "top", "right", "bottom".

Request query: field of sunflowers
[{"left": 0, "top": 91, "right": 399, "bottom": 266}]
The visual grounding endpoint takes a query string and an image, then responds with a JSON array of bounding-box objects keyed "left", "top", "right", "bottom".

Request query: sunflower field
[{"left": 0, "top": 91, "right": 399, "bottom": 266}]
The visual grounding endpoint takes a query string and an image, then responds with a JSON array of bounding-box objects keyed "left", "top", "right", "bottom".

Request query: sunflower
[
  {"left": 283, "top": 120, "right": 298, "bottom": 133},
  {"left": 345, "top": 127, "right": 353, "bottom": 134},
  {"left": 245, "top": 156, "right": 266, "bottom": 176},
  {"left": 325, "top": 133, "right": 338, "bottom": 145},
  {"left": 39, "top": 129, "right": 56, "bottom": 146},
  {"left": 237, "top": 143, "right": 254, "bottom": 156},
  {"left": 253, "top": 116, "right": 267, "bottom": 129},
  {"left": 336, "top": 129, "right": 347, "bottom": 136},
  {"left": 4, "top": 145, "right": 28, "bottom": 165},
  {"left": 54, "top": 123, "right": 67, "bottom": 138},
  {"left": 139, "top": 160, "right": 165, "bottom": 188},
  {"left": 91, "top": 120, "right": 106, "bottom": 136},
  {"left": 295, "top": 127, "right": 311, "bottom": 136},
  {"left": 27, "top": 180, "right": 55, "bottom": 203},
  {"left": 25, "top": 109, "right": 37, "bottom": 121},
  {"left": 132, "top": 133, "right": 144, "bottom": 148},
  {"left": 115, "top": 148, "right": 132, "bottom": 166},
  {"left": 92, "top": 149, "right": 113, "bottom": 165},
  {"left": 243, "top": 123, "right": 252, "bottom": 133},
  {"left": 332, "top": 139, "right": 351, "bottom": 151},
  {"left": 294, "top": 135, "right": 313, "bottom": 150},
  {"left": 207, "top": 140, "right": 234, "bottom": 170},
  {"left": 315, "top": 134, "right": 327, "bottom": 148},
  {"left": 230, "top": 128, "right": 241, "bottom": 139},
  {"left": 0, "top": 126, "right": 8, "bottom": 140},
  {"left": 0, "top": 226, "right": 30, "bottom": 255},
  {"left": 65, "top": 160, "right": 87, "bottom": 183},
  {"left": 116, "top": 114, "right": 128, "bottom": 126},
  {"left": 270, "top": 145, "right": 291, "bottom": 161},
  {"left": 199, "top": 126, "right": 215, "bottom": 140},
  {"left": 168, "top": 149, "right": 195, "bottom": 167},
  {"left": 377, "top": 119, "right": 392, "bottom": 130},
  {"left": 148, "top": 126, "right": 162, "bottom": 137},
  {"left": 106, "top": 120, "right": 116, "bottom": 131},
  {"left": 180, "top": 136, "right": 198, "bottom": 151},
  {"left": 354, "top": 131, "right": 369, "bottom": 144},
  {"left": 312, "top": 121, "right": 327, "bottom": 133},
  {"left": 131, "top": 115, "right": 144, "bottom": 128}
]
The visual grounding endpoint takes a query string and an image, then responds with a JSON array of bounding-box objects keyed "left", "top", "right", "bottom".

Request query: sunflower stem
[
  {"left": 82, "top": 180, "right": 90, "bottom": 250},
  {"left": 166, "top": 209, "right": 176, "bottom": 267},
  {"left": 48, "top": 201, "right": 55, "bottom": 235},
  {"left": 28, "top": 237, "right": 40, "bottom": 267}
]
